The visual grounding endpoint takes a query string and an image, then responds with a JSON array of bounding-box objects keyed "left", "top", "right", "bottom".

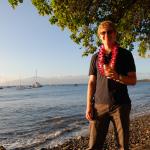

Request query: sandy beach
[{"left": 47, "top": 114, "right": 150, "bottom": 150}]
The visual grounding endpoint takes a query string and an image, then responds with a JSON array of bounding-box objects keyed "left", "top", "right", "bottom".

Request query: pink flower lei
[{"left": 97, "top": 44, "right": 119, "bottom": 76}]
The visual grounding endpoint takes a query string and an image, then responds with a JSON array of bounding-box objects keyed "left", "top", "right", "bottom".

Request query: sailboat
[
  {"left": 16, "top": 76, "right": 25, "bottom": 90},
  {"left": 32, "top": 70, "right": 42, "bottom": 88}
]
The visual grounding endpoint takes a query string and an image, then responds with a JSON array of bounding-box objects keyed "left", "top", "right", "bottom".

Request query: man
[{"left": 86, "top": 20, "right": 137, "bottom": 150}]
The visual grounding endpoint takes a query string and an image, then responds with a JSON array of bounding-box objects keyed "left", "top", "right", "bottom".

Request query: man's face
[{"left": 99, "top": 27, "right": 116, "bottom": 47}]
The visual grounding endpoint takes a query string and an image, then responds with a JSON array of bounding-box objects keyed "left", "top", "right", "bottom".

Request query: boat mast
[{"left": 35, "top": 69, "right": 37, "bottom": 83}]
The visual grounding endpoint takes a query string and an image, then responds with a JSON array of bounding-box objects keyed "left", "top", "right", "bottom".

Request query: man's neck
[
  {"left": 104, "top": 43, "right": 116, "bottom": 54},
  {"left": 104, "top": 46, "right": 112, "bottom": 54}
]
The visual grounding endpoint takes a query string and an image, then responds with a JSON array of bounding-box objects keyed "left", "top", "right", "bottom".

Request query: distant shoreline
[
  {"left": 1, "top": 79, "right": 150, "bottom": 88},
  {"left": 137, "top": 79, "right": 150, "bottom": 82}
]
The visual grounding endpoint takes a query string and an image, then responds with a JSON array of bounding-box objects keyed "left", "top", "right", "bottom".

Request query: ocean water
[{"left": 0, "top": 82, "right": 150, "bottom": 150}]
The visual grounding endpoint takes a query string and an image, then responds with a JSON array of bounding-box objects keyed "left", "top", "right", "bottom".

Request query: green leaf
[{"left": 7, "top": 0, "right": 150, "bottom": 57}]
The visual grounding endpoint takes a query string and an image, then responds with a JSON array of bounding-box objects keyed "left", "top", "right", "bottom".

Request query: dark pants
[{"left": 88, "top": 104, "right": 131, "bottom": 150}]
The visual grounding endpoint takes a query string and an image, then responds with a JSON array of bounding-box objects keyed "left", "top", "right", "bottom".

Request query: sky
[{"left": 0, "top": 0, "right": 150, "bottom": 83}]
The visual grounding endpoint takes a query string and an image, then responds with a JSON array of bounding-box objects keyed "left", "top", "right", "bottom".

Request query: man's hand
[
  {"left": 86, "top": 75, "right": 96, "bottom": 121},
  {"left": 86, "top": 106, "right": 94, "bottom": 121},
  {"left": 104, "top": 65, "right": 137, "bottom": 85},
  {"left": 104, "top": 65, "right": 119, "bottom": 81}
]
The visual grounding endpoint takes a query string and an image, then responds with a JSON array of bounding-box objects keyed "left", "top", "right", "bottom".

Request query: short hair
[{"left": 97, "top": 20, "right": 116, "bottom": 36}]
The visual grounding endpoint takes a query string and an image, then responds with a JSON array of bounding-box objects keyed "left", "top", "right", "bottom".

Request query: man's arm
[
  {"left": 104, "top": 67, "right": 137, "bottom": 85},
  {"left": 117, "top": 72, "right": 137, "bottom": 85},
  {"left": 117, "top": 51, "right": 137, "bottom": 85},
  {"left": 86, "top": 75, "right": 96, "bottom": 121}
]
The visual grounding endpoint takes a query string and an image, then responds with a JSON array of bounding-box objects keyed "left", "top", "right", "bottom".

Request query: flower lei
[{"left": 97, "top": 44, "right": 119, "bottom": 76}]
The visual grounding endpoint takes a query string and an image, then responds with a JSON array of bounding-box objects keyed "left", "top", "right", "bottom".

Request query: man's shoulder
[
  {"left": 91, "top": 52, "right": 98, "bottom": 59},
  {"left": 118, "top": 47, "right": 132, "bottom": 56}
]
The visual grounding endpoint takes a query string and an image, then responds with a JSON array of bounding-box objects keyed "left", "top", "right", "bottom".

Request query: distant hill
[
  {"left": 3, "top": 75, "right": 88, "bottom": 86},
  {"left": 137, "top": 73, "right": 150, "bottom": 80},
  {"left": 1, "top": 72, "right": 150, "bottom": 86},
  {"left": 46, "top": 75, "right": 88, "bottom": 85}
]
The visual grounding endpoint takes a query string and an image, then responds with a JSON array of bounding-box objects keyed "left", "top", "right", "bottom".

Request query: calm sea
[{"left": 0, "top": 82, "right": 150, "bottom": 150}]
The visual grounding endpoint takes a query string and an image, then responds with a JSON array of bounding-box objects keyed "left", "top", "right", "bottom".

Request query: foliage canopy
[{"left": 8, "top": 0, "right": 150, "bottom": 57}]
